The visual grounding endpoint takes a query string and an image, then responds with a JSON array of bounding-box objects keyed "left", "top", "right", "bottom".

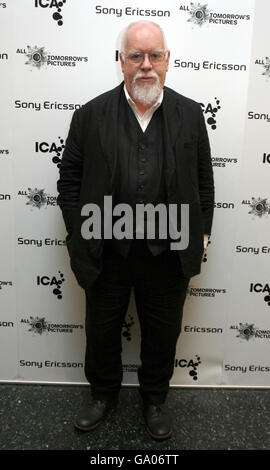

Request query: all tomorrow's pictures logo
[
  {"left": 242, "top": 197, "right": 270, "bottom": 218},
  {"left": 18, "top": 188, "right": 58, "bottom": 209},
  {"left": 179, "top": 2, "right": 251, "bottom": 27},
  {"left": 16, "top": 45, "right": 88, "bottom": 69},
  {"left": 188, "top": 284, "right": 226, "bottom": 298},
  {"left": 21, "top": 315, "right": 83, "bottom": 335},
  {"left": 230, "top": 322, "right": 270, "bottom": 341},
  {"left": 255, "top": 57, "right": 270, "bottom": 79}
]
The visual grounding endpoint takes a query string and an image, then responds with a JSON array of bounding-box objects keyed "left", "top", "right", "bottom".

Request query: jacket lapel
[
  {"left": 98, "top": 82, "right": 123, "bottom": 193},
  {"left": 162, "top": 87, "right": 183, "bottom": 198}
]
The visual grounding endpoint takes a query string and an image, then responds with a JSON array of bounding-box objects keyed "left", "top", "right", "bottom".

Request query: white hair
[{"left": 120, "top": 20, "right": 168, "bottom": 56}]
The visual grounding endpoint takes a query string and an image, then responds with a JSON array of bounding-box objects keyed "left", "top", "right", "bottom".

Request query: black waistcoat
[{"left": 111, "top": 90, "right": 170, "bottom": 257}]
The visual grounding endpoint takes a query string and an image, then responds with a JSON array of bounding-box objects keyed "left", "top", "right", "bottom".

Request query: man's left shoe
[{"left": 144, "top": 404, "right": 172, "bottom": 440}]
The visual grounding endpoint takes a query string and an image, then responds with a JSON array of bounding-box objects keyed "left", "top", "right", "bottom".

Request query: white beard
[{"left": 131, "top": 72, "right": 162, "bottom": 106}]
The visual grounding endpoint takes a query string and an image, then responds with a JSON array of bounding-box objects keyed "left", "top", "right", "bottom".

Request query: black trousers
[{"left": 84, "top": 239, "right": 190, "bottom": 405}]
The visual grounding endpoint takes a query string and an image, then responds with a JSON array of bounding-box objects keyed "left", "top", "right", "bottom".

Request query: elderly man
[{"left": 57, "top": 20, "right": 214, "bottom": 440}]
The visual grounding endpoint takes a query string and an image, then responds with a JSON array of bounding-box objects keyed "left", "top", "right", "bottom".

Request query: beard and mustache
[{"left": 130, "top": 70, "right": 162, "bottom": 106}]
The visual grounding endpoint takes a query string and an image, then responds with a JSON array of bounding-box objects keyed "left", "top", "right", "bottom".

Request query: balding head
[
  {"left": 120, "top": 21, "right": 168, "bottom": 54},
  {"left": 119, "top": 21, "right": 170, "bottom": 110}
]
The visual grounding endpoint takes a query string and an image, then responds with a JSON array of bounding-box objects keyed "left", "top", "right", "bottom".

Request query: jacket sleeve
[
  {"left": 197, "top": 104, "right": 215, "bottom": 235},
  {"left": 57, "top": 109, "right": 83, "bottom": 236}
]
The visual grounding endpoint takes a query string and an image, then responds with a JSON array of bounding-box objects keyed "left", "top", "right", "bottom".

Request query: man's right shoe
[
  {"left": 143, "top": 404, "right": 172, "bottom": 441},
  {"left": 74, "top": 398, "right": 117, "bottom": 431}
]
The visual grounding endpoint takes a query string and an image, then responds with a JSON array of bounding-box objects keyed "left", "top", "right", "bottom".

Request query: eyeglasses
[{"left": 123, "top": 51, "right": 167, "bottom": 65}]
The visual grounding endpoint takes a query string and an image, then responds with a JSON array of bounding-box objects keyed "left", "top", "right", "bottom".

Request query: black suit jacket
[{"left": 57, "top": 82, "right": 214, "bottom": 289}]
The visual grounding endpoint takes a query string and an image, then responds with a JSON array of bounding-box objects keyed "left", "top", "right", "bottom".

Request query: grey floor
[{"left": 0, "top": 383, "right": 270, "bottom": 450}]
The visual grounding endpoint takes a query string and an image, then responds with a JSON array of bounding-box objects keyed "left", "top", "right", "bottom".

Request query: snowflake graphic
[
  {"left": 188, "top": 2, "right": 211, "bottom": 26},
  {"left": 262, "top": 57, "right": 270, "bottom": 78},
  {"left": 26, "top": 188, "right": 48, "bottom": 209},
  {"left": 29, "top": 316, "right": 48, "bottom": 335},
  {"left": 248, "top": 197, "right": 270, "bottom": 218},
  {"left": 236, "top": 323, "right": 256, "bottom": 341},
  {"left": 25, "top": 46, "right": 48, "bottom": 69}
]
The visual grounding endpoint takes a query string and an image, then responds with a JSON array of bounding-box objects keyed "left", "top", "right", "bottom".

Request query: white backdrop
[{"left": 0, "top": 0, "right": 270, "bottom": 387}]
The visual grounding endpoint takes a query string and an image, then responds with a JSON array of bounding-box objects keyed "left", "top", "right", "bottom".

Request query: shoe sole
[
  {"left": 146, "top": 426, "right": 172, "bottom": 441},
  {"left": 73, "top": 403, "right": 118, "bottom": 432},
  {"left": 74, "top": 419, "right": 103, "bottom": 432}
]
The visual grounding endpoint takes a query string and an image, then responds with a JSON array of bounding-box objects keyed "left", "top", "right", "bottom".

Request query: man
[{"left": 57, "top": 20, "right": 214, "bottom": 441}]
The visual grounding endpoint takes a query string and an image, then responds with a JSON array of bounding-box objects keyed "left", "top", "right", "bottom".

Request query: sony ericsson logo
[
  {"left": 37, "top": 272, "right": 65, "bottom": 300},
  {"left": 242, "top": 198, "right": 270, "bottom": 218},
  {"left": 20, "top": 316, "right": 83, "bottom": 335},
  {"left": 16, "top": 46, "right": 88, "bottom": 69},
  {"left": 95, "top": 5, "right": 170, "bottom": 18},
  {"left": 248, "top": 111, "right": 270, "bottom": 123},
  {"left": 214, "top": 202, "right": 234, "bottom": 209},
  {"left": 35, "top": 138, "right": 65, "bottom": 169},
  {"left": 175, "top": 355, "right": 202, "bottom": 381},
  {"left": 0, "top": 321, "right": 14, "bottom": 328},
  {"left": 179, "top": 2, "right": 251, "bottom": 27},
  {"left": 200, "top": 98, "right": 221, "bottom": 130},
  {"left": 18, "top": 188, "right": 58, "bottom": 209},
  {"left": 34, "top": 0, "right": 67, "bottom": 26},
  {"left": 0, "top": 193, "right": 11, "bottom": 201},
  {"left": 225, "top": 363, "right": 270, "bottom": 374},
  {"left": 255, "top": 57, "right": 270, "bottom": 79},
  {"left": 230, "top": 323, "right": 270, "bottom": 341},
  {"left": 174, "top": 59, "right": 247, "bottom": 73},
  {"left": 18, "top": 237, "right": 66, "bottom": 248},
  {"left": 20, "top": 359, "right": 83, "bottom": 369},
  {"left": 236, "top": 245, "right": 270, "bottom": 256},
  {"left": 184, "top": 325, "right": 223, "bottom": 334}
]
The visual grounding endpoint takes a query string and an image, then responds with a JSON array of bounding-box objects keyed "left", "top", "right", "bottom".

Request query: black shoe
[
  {"left": 144, "top": 404, "right": 172, "bottom": 441},
  {"left": 74, "top": 398, "right": 117, "bottom": 432}
]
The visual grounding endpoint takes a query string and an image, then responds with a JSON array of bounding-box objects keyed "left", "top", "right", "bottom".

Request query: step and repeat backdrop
[{"left": 0, "top": 0, "right": 269, "bottom": 387}]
